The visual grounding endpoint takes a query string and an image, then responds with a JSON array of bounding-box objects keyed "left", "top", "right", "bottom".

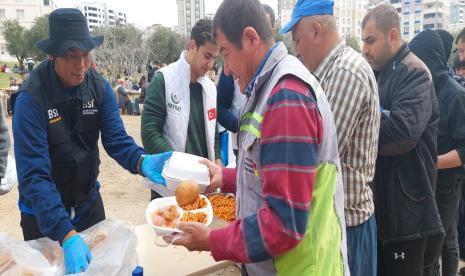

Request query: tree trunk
[{"left": 16, "top": 56, "right": 24, "bottom": 69}]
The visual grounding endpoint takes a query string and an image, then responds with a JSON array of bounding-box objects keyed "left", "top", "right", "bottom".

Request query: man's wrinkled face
[
  {"left": 457, "top": 38, "right": 465, "bottom": 62},
  {"left": 52, "top": 48, "right": 92, "bottom": 87},
  {"left": 292, "top": 18, "right": 319, "bottom": 72},
  {"left": 216, "top": 29, "right": 253, "bottom": 93},
  {"left": 362, "top": 19, "right": 391, "bottom": 71},
  {"left": 190, "top": 41, "right": 218, "bottom": 79}
]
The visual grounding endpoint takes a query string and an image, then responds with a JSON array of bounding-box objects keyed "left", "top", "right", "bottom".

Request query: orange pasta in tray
[
  {"left": 207, "top": 194, "right": 236, "bottom": 223},
  {"left": 180, "top": 197, "right": 208, "bottom": 211},
  {"left": 180, "top": 211, "right": 208, "bottom": 224}
]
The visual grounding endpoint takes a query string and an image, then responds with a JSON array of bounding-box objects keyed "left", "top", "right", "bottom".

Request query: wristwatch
[{"left": 137, "top": 155, "right": 146, "bottom": 176}]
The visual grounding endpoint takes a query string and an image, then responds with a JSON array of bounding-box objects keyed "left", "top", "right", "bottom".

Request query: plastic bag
[
  {"left": 78, "top": 218, "right": 138, "bottom": 275},
  {"left": 28, "top": 218, "right": 138, "bottom": 276},
  {"left": 0, "top": 155, "right": 18, "bottom": 195},
  {"left": 26, "top": 238, "right": 64, "bottom": 273},
  {"left": 0, "top": 233, "right": 58, "bottom": 276}
]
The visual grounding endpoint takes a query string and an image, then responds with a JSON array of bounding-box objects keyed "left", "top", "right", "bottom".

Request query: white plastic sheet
[
  {"left": 29, "top": 218, "right": 138, "bottom": 276},
  {"left": 0, "top": 233, "right": 58, "bottom": 275},
  {"left": 0, "top": 219, "right": 138, "bottom": 275}
]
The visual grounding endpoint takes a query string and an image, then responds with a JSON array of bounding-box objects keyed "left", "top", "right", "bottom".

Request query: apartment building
[
  {"left": 76, "top": 1, "right": 127, "bottom": 31},
  {"left": 278, "top": 0, "right": 295, "bottom": 28},
  {"left": 400, "top": 0, "right": 449, "bottom": 41},
  {"left": 335, "top": 0, "right": 369, "bottom": 40},
  {"left": 368, "top": 0, "right": 450, "bottom": 41},
  {"left": 278, "top": 0, "right": 368, "bottom": 41},
  {"left": 0, "top": 0, "right": 55, "bottom": 61},
  {"left": 176, "top": 0, "right": 205, "bottom": 38}
]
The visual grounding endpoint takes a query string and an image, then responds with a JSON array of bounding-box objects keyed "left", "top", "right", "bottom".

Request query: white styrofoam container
[
  {"left": 161, "top": 172, "right": 209, "bottom": 193},
  {"left": 162, "top": 152, "right": 210, "bottom": 192},
  {"left": 146, "top": 195, "right": 213, "bottom": 236}
]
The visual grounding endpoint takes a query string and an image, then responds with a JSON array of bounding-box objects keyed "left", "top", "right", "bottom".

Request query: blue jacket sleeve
[
  {"left": 217, "top": 70, "right": 239, "bottom": 132},
  {"left": 13, "top": 92, "right": 74, "bottom": 242},
  {"left": 100, "top": 81, "right": 145, "bottom": 173}
]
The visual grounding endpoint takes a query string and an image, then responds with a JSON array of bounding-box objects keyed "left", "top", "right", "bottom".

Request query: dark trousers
[
  {"left": 119, "top": 99, "right": 132, "bottom": 115},
  {"left": 434, "top": 174, "right": 462, "bottom": 276},
  {"left": 151, "top": 190, "right": 163, "bottom": 200},
  {"left": 377, "top": 233, "right": 443, "bottom": 276},
  {"left": 347, "top": 214, "right": 377, "bottom": 276},
  {"left": 457, "top": 176, "right": 465, "bottom": 260},
  {"left": 21, "top": 193, "right": 105, "bottom": 241},
  {"left": 6, "top": 97, "right": 11, "bottom": 114}
]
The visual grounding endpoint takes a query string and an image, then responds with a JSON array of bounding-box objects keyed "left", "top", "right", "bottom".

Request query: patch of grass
[
  {"left": 0, "top": 60, "right": 24, "bottom": 87},
  {"left": 0, "top": 61, "right": 19, "bottom": 68},
  {"left": 0, "top": 72, "right": 20, "bottom": 88}
]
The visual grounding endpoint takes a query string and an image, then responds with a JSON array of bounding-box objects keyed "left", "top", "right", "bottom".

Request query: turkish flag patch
[{"left": 208, "top": 108, "right": 216, "bottom": 121}]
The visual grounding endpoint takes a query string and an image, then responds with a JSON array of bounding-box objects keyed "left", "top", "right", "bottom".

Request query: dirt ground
[{"left": 0, "top": 115, "right": 149, "bottom": 240}]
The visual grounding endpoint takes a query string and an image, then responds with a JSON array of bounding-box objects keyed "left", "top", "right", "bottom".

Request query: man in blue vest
[{"left": 12, "top": 8, "right": 171, "bottom": 274}]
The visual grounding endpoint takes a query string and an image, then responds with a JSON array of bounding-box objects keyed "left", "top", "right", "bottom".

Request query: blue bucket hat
[
  {"left": 36, "top": 8, "right": 103, "bottom": 57},
  {"left": 279, "top": 0, "right": 334, "bottom": 34}
]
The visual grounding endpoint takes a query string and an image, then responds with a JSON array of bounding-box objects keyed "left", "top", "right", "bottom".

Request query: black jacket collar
[{"left": 376, "top": 43, "right": 409, "bottom": 84}]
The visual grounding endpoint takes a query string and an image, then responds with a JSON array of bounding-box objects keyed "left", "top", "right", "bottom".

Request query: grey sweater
[{"left": 0, "top": 102, "right": 10, "bottom": 178}]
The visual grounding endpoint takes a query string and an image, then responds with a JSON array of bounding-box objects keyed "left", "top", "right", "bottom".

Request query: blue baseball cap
[{"left": 279, "top": 0, "right": 334, "bottom": 34}]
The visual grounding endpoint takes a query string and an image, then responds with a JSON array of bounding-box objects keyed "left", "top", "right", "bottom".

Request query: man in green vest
[{"left": 142, "top": 19, "right": 221, "bottom": 200}]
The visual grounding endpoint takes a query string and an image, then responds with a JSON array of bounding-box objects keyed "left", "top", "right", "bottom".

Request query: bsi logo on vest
[
  {"left": 83, "top": 99, "right": 94, "bottom": 109},
  {"left": 82, "top": 100, "right": 98, "bottom": 115},
  {"left": 48, "top": 108, "right": 62, "bottom": 124}
]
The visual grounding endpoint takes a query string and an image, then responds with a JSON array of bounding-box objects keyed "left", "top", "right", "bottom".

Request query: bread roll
[{"left": 175, "top": 180, "right": 200, "bottom": 206}]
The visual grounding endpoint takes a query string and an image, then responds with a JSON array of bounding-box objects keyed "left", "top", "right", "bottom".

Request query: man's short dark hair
[
  {"left": 213, "top": 0, "right": 273, "bottom": 49},
  {"left": 456, "top": 27, "right": 465, "bottom": 44},
  {"left": 190, "top": 18, "right": 215, "bottom": 47},
  {"left": 362, "top": 4, "right": 400, "bottom": 37},
  {"left": 262, "top": 4, "right": 275, "bottom": 29}
]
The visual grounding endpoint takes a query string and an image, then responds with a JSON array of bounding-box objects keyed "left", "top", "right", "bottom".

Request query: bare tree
[{"left": 92, "top": 25, "right": 150, "bottom": 85}]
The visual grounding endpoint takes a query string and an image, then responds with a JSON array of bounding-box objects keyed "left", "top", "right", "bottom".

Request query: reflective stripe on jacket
[{"left": 236, "top": 43, "right": 349, "bottom": 276}]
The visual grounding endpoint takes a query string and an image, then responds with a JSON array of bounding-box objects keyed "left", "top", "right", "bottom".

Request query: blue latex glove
[
  {"left": 380, "top": 106, "right": 391, "bottom": 117},
  {"left": 142, "top": 151, "right": 173, "bottom": 186},
  {"left": 63, "top": 234, "right": 92, "bottom": 274}
]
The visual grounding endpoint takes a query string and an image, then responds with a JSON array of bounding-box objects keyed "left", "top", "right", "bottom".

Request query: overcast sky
[{"left": 54, "top": 0, "right": 278, "bottom": 29}]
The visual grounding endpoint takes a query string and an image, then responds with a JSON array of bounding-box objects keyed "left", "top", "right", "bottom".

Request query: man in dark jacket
[
  {"left": 435, "top": 29, "right": 465, "bottom": 88},
  {"left": 362, "top": 5, "right": 444, "bottom": 275},
  {"left": 13, "top": 9, "right": 172, "bottom": 274},
  {"left": 116, "top": 79, "right": 131, "bottom": 114},
  {"left": 410, "top": 29, "right": 465, "bottom": 276},
  {"left": 456, "top": 28, "right": 465, "bottom": 63}
]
